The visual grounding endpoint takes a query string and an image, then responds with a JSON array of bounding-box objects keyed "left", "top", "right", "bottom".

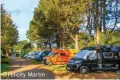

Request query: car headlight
[{"left": 75, "top": 60, "right": 81, "bottom": 63}]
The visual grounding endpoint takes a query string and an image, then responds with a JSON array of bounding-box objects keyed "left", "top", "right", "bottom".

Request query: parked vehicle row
[
  {"left": 23, "top": 45, "right": 120, "bottom": 74},
  {"left": 23, "top": 49, "right": 78, "bottom": 65}
]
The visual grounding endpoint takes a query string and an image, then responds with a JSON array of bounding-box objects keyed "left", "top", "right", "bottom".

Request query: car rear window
[
  {"left": 111, "top": 46, "right": 120, "bottom": 52},
  {"left": 103, "top": 52, "right": 114, "bottom": 59}
]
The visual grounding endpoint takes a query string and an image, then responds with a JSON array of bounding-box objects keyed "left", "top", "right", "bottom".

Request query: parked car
[
  {"left": 45, "top": 49, "right": 78, "bottom": 65},
  {"left": 66, "top": 46, "right": 120, "bottom": 74},
  {"left": 23, "top": 52, "right": 31, "bottom": 59},
  {"left": 43, "top": 49, "right": 79, "bottom": 64},
  {"left": 35, "top": 50, "right": 51, "bottom": 61},
  {"left": 42, "top": 52, "right": 53, "bottom": 64},
  {"left": 27, "top": 51, "right": 41, "bottom": 59},
  {"left": 15, "top": 52, "right": 20, "bottom": 57},
  {"left": 23, "top": 51, "right": 40, "bottom": 59}
]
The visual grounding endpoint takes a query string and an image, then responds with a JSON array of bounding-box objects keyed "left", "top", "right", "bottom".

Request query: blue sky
[{"left": 2, "top": 0, "right": 39, "bottom": 41}]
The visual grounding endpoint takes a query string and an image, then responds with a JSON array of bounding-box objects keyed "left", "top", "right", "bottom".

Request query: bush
[
  {"left": 1, "top": 56, "right": 10, "bottom": 64},
  {"left": 100, "top": 31, "right": 120, "bottom": 46}
]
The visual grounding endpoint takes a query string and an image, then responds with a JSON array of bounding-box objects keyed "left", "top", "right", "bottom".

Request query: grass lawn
[
  {"left": 1, "top": 63, "right": 11, "bottom": 79},
  {"left": 1, "top": 57, "right": 11, "bottom": 78},
  {"left": 1, "top": 63, "right": 10, "bottom": 73},
  {"left": 52, "top": 65, "right": 66, "bottom": 71},
  {"left": 27, "top": 59, "right": 66, "bottom": 71}
]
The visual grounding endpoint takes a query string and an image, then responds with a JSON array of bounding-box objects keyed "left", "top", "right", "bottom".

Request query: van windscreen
[
  {"left": 74, "top": 50, "right": 96, "bottom": 59},
  {"left": 74, "top": 50, "right": 90, "bottom": 59}
]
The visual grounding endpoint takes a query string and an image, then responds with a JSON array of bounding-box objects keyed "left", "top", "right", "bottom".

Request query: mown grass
[
  {"left": 52, "top": 65, "right": 66, "bottom": 71},
  {"left": 27, "top": 59, "right": 66, "bottom": 71}
]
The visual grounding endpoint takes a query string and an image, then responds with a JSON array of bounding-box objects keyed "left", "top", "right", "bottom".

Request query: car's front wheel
[
  {"left": 46, "top": 60, "right": 52, "bottom": 65},
  {"left": 66, "top": 65, "right": 70, "bottom": 71},
  {"left": 79, "top": 66, "right": 89, "bottom": 74}
]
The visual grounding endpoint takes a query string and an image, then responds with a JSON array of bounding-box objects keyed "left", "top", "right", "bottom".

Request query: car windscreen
[
  {"left": 48, "top": 52, "right": 53, "bottom": 56},
  {"left": 28, "top": 52, "right": 34, "bottom": 55},
  {"left": 73, "top": 50, "right": 92, "bottom": 59},
  {"left": 38, "top": 51, "right": 43, "bottom": 55}
]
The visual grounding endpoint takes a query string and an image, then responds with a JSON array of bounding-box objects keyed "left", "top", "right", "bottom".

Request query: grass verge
[{"left": 1, "top": 63, "right": 11, "bottom": 79}]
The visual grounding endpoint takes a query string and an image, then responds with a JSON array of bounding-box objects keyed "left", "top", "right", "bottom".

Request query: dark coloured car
[
  {"left": 35, "top": 50, "right": 51, "bottom": 61},
  {"left": 66, "top": 46, "right": 120, "bottom": 74}
]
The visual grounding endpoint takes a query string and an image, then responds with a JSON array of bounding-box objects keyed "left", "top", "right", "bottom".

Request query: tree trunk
[
  {"left": 103, "top": 0, "right": 106, "bottom": 33},
  {"left": 56, "top": 34, "right": 60, "bottom": 49},
  {"left": 94, "top": 0, "right": 100, "bottom": 44},
  {"left": 75, "top": 34, "right": 79, "bottom": 50},
  {"left": 100, "top": 0, "right": 103, "bottom": 32},
  {"left": 70, "top": 26, "right": 79, "bottom": 50},
  {"left": 59, "top": 27, "right": 65, "bottom": 49},
  {"left": 87, "top": 9, "right": 92, "bottom": 38},
  {"left": 60, "top": 39, "right": 65, "bottom": 49},
  {"left": 48, "top": 37, "right": 52, "bottom": 50}
]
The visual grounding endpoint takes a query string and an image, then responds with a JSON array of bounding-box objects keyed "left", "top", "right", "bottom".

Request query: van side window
[
  {"left": 88, "top": 52, "right": 97, "bottom": 60},
  {"left": 103, "top": 52, "right": 114, "bottom": 59},
  {"left": 60, "top": 53, "right": 66, "bottom": 56}
]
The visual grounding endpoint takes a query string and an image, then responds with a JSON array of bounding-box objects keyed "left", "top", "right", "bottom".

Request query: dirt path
[
  {"left": 4, "top": 56, "right": 55, "bottom": 79},
  {"left": 3, "top": 56, "right": 120, "bottom": 79}
]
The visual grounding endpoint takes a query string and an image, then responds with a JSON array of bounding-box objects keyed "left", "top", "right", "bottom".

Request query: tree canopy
[
  {"left": 1, "top": 5, "right": 19, "bottom": 55},
  {"left": 27, "top": 0, "right": 120, "bottom": 50}
]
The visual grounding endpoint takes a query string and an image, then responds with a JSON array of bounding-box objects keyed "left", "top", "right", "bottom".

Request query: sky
[{"left": 2, "top": 0, "right": 39, "bottom": 41}]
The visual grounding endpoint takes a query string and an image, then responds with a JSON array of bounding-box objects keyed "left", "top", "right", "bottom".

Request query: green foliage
[
  {"left": 20, "top": 43, "right": 32, "bottom": 58},
  {"left": 27, "top": 20, "right": 40, "bottom": 41},
  {"left": 27, "top": 0, "right": 93, "bottom": 49},
  {"left": 13, "top": 40, "right": 28, "bottom": 52},
  {"left": 1, "top": 47, "right": 6, "bottom": 56},
  {"left": 1, "top": 5, "right": 19, "bottom": 53},
  {"left": 100, "top": 31, "right": 120, "bottom": 46},
  {"left": 27, "top": 0, "right": 120, "bottom": 49},
  {"left": 1, "top": 57, "right": 10, "bottom": 64}
]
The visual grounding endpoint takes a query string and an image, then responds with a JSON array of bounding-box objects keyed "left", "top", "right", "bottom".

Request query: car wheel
[
  {"left": 79, "top": 66, "right": 89, "bottom": 74},
  {"left": 66, "top": 65, "right": 70, "bottom": 71},
  {"left": 66, "top": 66, "right": 74, "bottom": 72},
  {"left": 46, "top": 60, "right": 52, "bottom": 65},
  {"left": 45, "top": 60, "right": 48, "bottom": 65},
  {"left": 49, "top": 61, "right": 53, "bottom": 65}
]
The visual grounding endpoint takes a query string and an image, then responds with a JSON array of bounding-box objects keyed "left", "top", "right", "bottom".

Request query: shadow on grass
[
  {"left": 55, "top": 70, "right": 120, "bottom": 79},
  {"left": 31, "top": 60, "right": 42, "bottom": 64}
]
